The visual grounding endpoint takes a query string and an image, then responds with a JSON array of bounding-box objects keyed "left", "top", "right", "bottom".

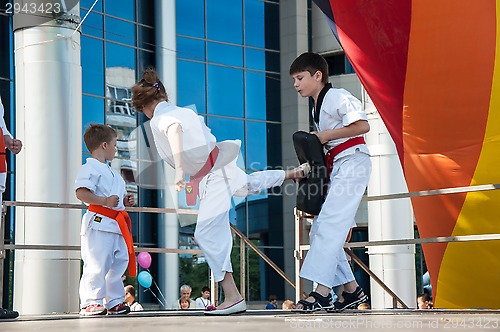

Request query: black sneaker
[
  {"left": 332, "top": 286, "right": 368, "bottom": 311},
  {"left": 0, "top": 308, "right": 19, "bottom": 319}
]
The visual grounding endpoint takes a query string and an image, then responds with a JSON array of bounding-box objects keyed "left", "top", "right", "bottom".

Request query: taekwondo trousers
[
  {"left": 300, "top": 149, "right": 371, "bottom": 288},
  {"left": 194, "top": 160, "right": 285, "bottom": 282},
  {"left": 79, "top": 227, "right": 129, "bottom": 309}
]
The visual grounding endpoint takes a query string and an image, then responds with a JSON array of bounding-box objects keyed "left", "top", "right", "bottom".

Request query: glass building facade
[{"left": 1, "top": 0, "right": 421, "bottom": 310}]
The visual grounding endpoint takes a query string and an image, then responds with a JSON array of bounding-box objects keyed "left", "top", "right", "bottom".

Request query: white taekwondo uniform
[
  {"left": 299, "top": 88, "right": 371, "bottom": 288},
  {"left": 149, "top": 101, "right": 285, "bottom": 282},
  {"left": 75, "top": 158, "right": 129, "bottom": 309}
]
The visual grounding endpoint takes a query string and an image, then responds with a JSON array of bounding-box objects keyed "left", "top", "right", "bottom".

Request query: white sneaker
[{"left": 80, "top": 303, "right": 107, "bottom": 316}]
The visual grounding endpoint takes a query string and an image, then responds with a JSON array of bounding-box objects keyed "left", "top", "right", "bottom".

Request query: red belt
[
  {"left": 185, "top": 146, "right": 219, "bottom": 206},
  {"left": 0, "top": 128, "right": 6, "bottom": 173},
  {"left": 326, "top": 137, "right": 366, "bottom": 177},
  {"left": 88, "top": 204, "right": 137, "bottom": 277}
]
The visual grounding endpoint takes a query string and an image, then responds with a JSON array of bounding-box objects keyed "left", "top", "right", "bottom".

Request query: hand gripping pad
[{"left": 292, "top": 131, "right": 329, "bottom": 215}]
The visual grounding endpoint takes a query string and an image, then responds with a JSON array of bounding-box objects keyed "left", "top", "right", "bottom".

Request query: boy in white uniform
[
  {"left": 0, "top": 96, "right": 22, "bottom": 320},
  {"left": 290, "top": 52, "right": 371, "bottom": 312},
  {"left": 131, "top": 68, "right": 309, "bottom": 316},
  {"left": 75, "top": 124, "right": 136, "bottom": 316}
]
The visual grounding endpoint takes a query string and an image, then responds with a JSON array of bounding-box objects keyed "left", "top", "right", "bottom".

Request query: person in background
[
  {"left": 180, "top": 298, "right": 191, "bottom": 310},
  {"left": 266, "top": 295, "right": 278, "bottom": 309},
  {"left": 417, "top": 293, "right": 434, "bottom": 309},
  {"left": 282, "top": 300, "right": 296, "bottom": 310},
  {"left": 172, "top": 284, "right": 196, "bottom": 309},
  {"left": 195, "top": 286, "right": 211, "bottom": 309},
  {"left": 125, "top": 285, "right": 144, "bottom": 311}
]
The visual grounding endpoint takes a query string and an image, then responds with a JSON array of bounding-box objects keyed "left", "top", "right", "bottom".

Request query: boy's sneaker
[
  {"left": 108, "top": 303, "right": 130, "bottom": 315},
  {"left": 80, "top": 303, "right": 107, "bottom": 316},
  {"left": 0, "top": 308, "right": 19, "bottom": 319}
]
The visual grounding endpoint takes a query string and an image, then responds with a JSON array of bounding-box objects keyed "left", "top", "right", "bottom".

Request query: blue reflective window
[
  {"left": 208, "top": 42, "right": 242, "bottom": 67},
  {"left": 81, "top": 0, "right": 102, "bottom": 12},
  {"left": 177, "top": 60, "right": 206, "bottom": 114},
  {"left": 82, "top": 37, "right": 104, "bottom": 96},
  {"left": 244, "top": 0, "right": 264, "bottom": 48},
  {"left": 207, "top": 0, "right": 242, "bottom": 44},
  {"left": 105, "top": 0, "right": 135, "bottom": 21},
  {"left": 106, "top": 17, "right": 136, "bottom": 46},
  {"left": 176, "top": 0, "right": 204, "bottom": 38},
  {"left": 177, "top": 37, "right": 205, "bottom": 62},
  {"left": 246, "top": 121, "right": 267, "bottom": 171},
  {"left": 80, "top": 10, "right": 103, "bottom": 38},
  {"left": 245, "top": 48, "right": 265, "bottom": 71},
  {"left": 207, "top": 117, "right": 245, "bottom": 158},
  {"left": 245, "top": 71, "right": 266, "bottom": 120},
  {"left": 82, "top": 96, "right": 105, "bottom": 152},
  {"left": 106, "top": 42, "right": 136, "bottom": 69},
  {"left": 207, "top": 65, "right": 243, "bottom": 117}
]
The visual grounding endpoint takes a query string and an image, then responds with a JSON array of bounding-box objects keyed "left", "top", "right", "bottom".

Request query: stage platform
[{"left": 2, "top": 309, "right": 500, "bottom": 332}]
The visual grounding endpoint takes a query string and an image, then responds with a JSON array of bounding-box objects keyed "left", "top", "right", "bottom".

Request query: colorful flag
[{"left": 313, "top": 0, "right": 500, "bottom": 309}]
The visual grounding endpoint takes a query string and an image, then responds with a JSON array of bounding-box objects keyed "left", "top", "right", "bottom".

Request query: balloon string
[
  {"left": 147, "top": 268, "right": 168, "bottom": 307},
  {"left": 144, "top": 288, "right": 165, "bottom": 308}
]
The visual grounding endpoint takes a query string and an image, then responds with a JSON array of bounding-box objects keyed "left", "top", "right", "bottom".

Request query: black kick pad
[{"left": 292, "top": 131, "right": 328, "bottom": 215}]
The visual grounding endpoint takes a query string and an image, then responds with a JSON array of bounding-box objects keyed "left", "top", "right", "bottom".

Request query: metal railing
[
  {"left": 1, "top": 182, "right": 499, "bottom": 309},
  {"left": 0, "top": 200, "right": 292, "bottom": 308},
  {"left": 294, "top": 183, "right": 500, "bottom": 308}
]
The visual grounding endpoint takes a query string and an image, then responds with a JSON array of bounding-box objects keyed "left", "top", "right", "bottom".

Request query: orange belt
[
  {"left": 185, "top": 146, "right": 219, "bottom": 206},
  {"left": 325, "top": 137, "right": 366, "bottom": 177},
  {"left": 0, "top": 128, "right": 6, "bottom": 173},
  {"left": 88, "top": 204, "right": 137, "bottom": 277}
]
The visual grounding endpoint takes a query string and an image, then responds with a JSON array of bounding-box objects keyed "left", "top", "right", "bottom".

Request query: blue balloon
[{"left": 138, "top": 271, "right": 152, "bottom": 288}]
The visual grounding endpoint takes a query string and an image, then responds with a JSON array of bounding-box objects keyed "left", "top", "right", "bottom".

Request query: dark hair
[
  {"left": 289, "top": 52, "right": 329, "bottom": 84},
  {"left": 83, "top": 124, "right": 117, "bottom": 153},
  {"left": 131, "top": 67, "right": 168, "bottom": 112},
  {"left": 418, "top": 293, "right": 431, "bottom": 302},
  {"left": 125, "top": 285, "right": 136, "bottom": 297},
  {"left": 269, "top": 294, "right": 277, "bottom": 302},
  {"left": 201, "top": 287, "right": 210, "bottom": 293}
]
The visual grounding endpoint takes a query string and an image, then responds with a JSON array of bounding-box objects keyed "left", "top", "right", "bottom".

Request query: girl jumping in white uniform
[{"left": 132, "top": 68, "right": 308, "bottom": 316}]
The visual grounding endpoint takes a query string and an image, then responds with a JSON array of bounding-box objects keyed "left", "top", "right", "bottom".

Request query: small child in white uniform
[{"left": 75, "top": 124, "right": 135, "bottom": 316}]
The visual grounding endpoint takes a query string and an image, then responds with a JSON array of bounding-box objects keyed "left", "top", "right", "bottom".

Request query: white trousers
[
  {"left": 195, "top": 162, "right": 285, "bottom": 282},
  {"left": 300, "top": 150, "right": 371, "bottom": 288},
  {"left": 79, "top": 229, "right": 128, "bottom": 309}
]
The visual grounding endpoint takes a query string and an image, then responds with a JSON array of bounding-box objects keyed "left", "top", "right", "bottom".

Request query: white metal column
[
  {"left": 155, "top": 0, "right": 179, "bottom": 309},
  {"left": 364, "top": 90, "right": 416, "bottom": 309},
  {"left": 13, "top": 8, "right": 82, "bottom": 314}
]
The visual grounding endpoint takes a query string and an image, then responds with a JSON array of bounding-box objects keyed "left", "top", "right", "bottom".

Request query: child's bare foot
[{"left": 285, "top": 162, "right": 311, "bottom": 181}]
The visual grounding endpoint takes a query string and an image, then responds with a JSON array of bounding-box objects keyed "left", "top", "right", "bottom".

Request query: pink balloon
[{"left": 137, "top": 252, "right": 152, "bottom": 269}]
